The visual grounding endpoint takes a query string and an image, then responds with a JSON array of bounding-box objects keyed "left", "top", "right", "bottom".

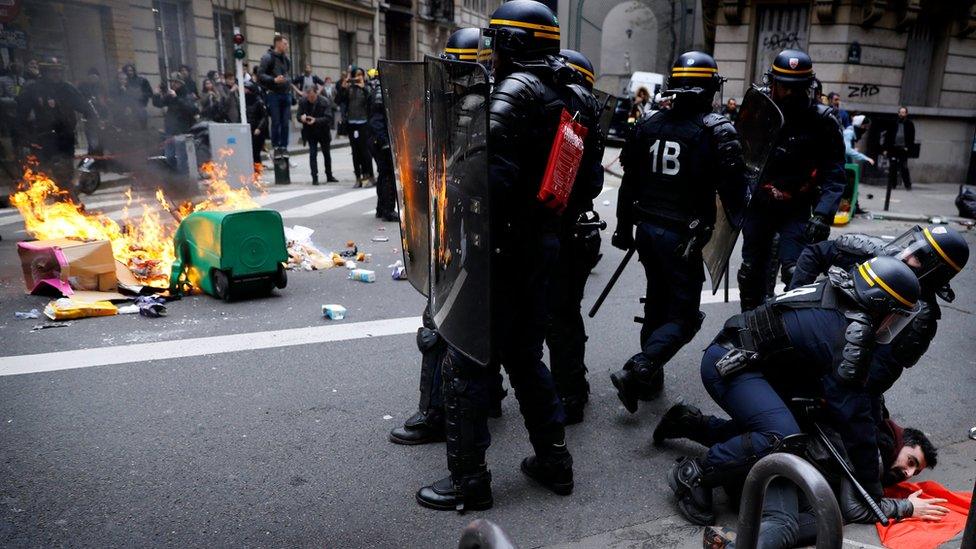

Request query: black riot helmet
[
  {"left": 853, "top": 256, "right": 922, "bottom": 344},
  {"left": 768, "top": 49, "right": 816, "bottom": 85},
  {"left": 559, "top": 49, "right": 595, "bottom": 89},
  {"left": 665, "top": 51, "right": 723, "bottom": 111},
  {"left": 884, "top": 225, "right": 970, "bottom": 291},
  {"left": 442, "top": 27, "right": 483, "bottom": 61},
  {"left": 486, "top": 0, "right": 561, "bottom": 61}
]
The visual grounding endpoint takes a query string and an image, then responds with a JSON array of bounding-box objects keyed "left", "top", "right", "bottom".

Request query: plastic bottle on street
[{"left": 348, "top": 269, "right": 376, "bottom": 283}]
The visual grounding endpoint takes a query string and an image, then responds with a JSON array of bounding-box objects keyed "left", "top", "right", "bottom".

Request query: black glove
[
  {"left": 611, "top": 226, "right": 634, "bottom": 251},
  {"left": 805, "top": 214, "right": 831, "bottom": 244}
]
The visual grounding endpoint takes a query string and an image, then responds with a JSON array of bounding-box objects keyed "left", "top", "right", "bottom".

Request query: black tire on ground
[
  {"left": 211, "top": 269, "right": 232, "bottom": 301},
  {"left": 274, "top": 264, "right": 288, "bottom": 289}
]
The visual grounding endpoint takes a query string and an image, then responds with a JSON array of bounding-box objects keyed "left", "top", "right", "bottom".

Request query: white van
[{"left": 625, "top": 71, "right": 665, "bottom": 99}]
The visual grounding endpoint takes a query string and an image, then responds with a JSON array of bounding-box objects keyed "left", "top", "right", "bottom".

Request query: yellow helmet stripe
[
  {"left": 670, "top": 73, "right": 714, "bottom": 78},
  {"left": 923, "top": 228, "right": 962, "bottom": 272},
  {"left": 671, "top": 67, "right": 717, "bottom": 73},
  {"left": 458, "top": 54, "right": 478, "bottom": 60},
  {"left": 863, "top": 261, "right": 915, "bottom": 308},
  {"left": 444, "top": 47, "right": 479, "bottom": 54},
  {"left": 772, "top": 65, "right": 813, "bottom": 75},
  {"left": 567, "top": 62, "right": 595, "bottom": 83},
  {"left": 857, "top": 263, "right": 875, "bottom": 287},
  {"left": 533, "top": 31, "right": 560, "bottom": 40},
  {"left": 490, "top": 18, "right": 560, "bottom": 33}
]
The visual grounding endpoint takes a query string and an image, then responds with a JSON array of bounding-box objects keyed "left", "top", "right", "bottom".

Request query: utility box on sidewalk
[{"left": 208, "top": 123, "right": 254, "bottom": 186}]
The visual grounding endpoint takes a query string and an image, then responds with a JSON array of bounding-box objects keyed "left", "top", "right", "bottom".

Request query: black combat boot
[
  {"left": 416, "top": 469, "right": 493, "bottom": 512},
  {"left": 311, "top": 174, "right": 319, "bottom": 186},
  {"left": 521, "top": 442, "right": 574, "bottom": 496},
  {"left": 653, "top": 403, "right": 708, "bottom": 444},
  {"left": 610, "top": 353, "right": 663, "bottom": 413},
  {"left": 561, "top": 392, "right": 588, "bottom": 426},
  {"left": 667, "top": 457, "right": 714, "bottom": 525},
  {"left": 389, "top": 410, "right": 445, "bottom": 445}
]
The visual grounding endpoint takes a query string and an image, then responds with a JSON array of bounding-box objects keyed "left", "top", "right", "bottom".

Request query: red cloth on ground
[{"left": 875, "top": 480, "right": 972, "bottom": 549}]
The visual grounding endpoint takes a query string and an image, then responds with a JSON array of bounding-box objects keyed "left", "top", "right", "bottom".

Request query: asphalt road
[{"left": 1, "top": 146, "right": 974, "bottom": 548}]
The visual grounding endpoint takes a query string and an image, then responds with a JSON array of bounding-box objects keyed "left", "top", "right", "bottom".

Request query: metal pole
[
  {"left": 736, "top": 453, "right": 843, "bottom": 549},
  {"left": 373, "top": 0, "right": 381, "bottom": 67},
  {"left": 724, "top": 267, "right": 730, "bottom": 303},
  {"left": 234, "top": 27, "right": 247, "bottom": 126},
  {"left": 884, "top": 159, "right": 894, "bottom": 211}
]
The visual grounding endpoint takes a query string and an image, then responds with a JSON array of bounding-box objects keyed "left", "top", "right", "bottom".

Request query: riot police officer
[
  {"left": 388, "top": 28, "right": 507, "bottom": 447},
  {"left": 366, "top": 70, "right": 398, "bottom": 222},
  {"left": 737, "top": 49, "right": 846, "bottom": 311},
  {"left": 416, "top": 0, "right": 576, "bottom": 511},
  {"left": 789, "top": 224, "right": 969, "bottom": 395},
  {"left": 666, "top": 256, "right": 920, "bottom": 525},
  {"left": 546, "top": 48, "right": 605, "bottom": 424},
  {"left": 609, "top": 51, "right": 748, "bottom": 414},
  {"left": 16, "top": 57, "right": 95, "bottom": 189}
]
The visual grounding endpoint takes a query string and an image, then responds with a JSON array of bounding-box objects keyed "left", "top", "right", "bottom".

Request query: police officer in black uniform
[
  {"left": 737, "top": 49, "right": 846, "bottom": 311},
  {"left": 609, "top": 51, "right": 748, "bottom": 414},
  {"left": 415, "top": 0, "right": 576, "bottom": 511},
  {"left": 366, "top": 70, "right": 399, "bottom": 222},
  {"left": 16, "top": 57, "right": 95, "bottom": 189},
  {"left": 545, "top": 48, "right": 605, "bottom": 424},
  {"left": 789, "top": 224, "right": 969, "bottom": 395},
  {"left": 664, "top": 256, "right": 920, "bottom": 525},
  {"left": 388, "top": 28, "right": 508, "bottom": 447}
]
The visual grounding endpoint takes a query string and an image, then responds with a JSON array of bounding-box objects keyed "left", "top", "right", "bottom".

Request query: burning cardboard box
[{"left": 17, "top": 238, "right": 118, "bottom": 295}]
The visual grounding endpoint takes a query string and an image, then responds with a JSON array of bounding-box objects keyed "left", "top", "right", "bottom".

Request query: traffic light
[{"left": 233, "top": 32, "right": 246, "bottom": 60}]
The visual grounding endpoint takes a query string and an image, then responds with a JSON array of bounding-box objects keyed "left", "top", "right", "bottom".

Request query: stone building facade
[
  {"left": 1, "top": 0, "right": 499, "bottom": 98},
  {"left": 713, "top": 0, "right": 976, "bottom": 183}
]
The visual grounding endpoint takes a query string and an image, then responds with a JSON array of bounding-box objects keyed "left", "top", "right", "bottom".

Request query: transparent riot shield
[
  {"left": 593, "top": 89, "right": 619, "bottom": 139},
  {"left": 425, "top": 56, "right": 492, "bottom": 366},
  {"left": 702, "top": 86, "right": 784, "bottom": 293},
  {"left": 378, "top": 60, "right": 429, "bottom": 296}
]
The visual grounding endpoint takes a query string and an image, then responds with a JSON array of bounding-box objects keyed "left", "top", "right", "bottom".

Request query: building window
[
  {"left": 339, "top": 31, "right": 357, "bottom": 71},
  {"left": 751, "top": 5, "right": 809, "bottom": 86},
  {"left": 153, "top": 0, "right": 189, "bottom": 81},
  {"left": 213, "top": 9, "right": 242, "bottom": 76},
  {"left": 274, "top": 20, "right": 308, "bottom": 76},
  {"left": 428, "top": 0, "right": 454, "bottom": 22},
  {"left": 900, "top": 12, "right": 949, "bottom": 107}
]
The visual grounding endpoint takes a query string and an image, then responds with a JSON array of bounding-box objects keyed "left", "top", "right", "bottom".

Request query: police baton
[
  {"left": 812, "top": 423, "right": 890, "bottom": 526},
  {"left": 588, "top": 247, "right": 635, "bottom": 318}
]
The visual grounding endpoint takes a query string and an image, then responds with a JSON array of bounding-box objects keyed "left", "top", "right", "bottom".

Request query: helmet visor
[
  {"left": 887, "top": 226, "right": 945, "bottom": 282},
  {"left": 476, "top": 29, "right": 496, "bottom": 75},
  {"left": 875, "top": 303, "right": 920, "bottom": 345}
]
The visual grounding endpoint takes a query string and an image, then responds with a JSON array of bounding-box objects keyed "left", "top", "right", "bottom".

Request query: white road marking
[
  {"left": 363, "top": 209, "right": 376, "bottom": 215},
  {"left": 255, "top": 188, "right": 327, "bottom": 207},
  {"left": 278, "top": 188, "right": 375, "bottom": 218},
  {"left": 0, "top": 316, "right": 424, "bottom": 377}
]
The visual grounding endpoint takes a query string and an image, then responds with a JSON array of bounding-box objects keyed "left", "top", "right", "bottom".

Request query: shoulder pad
[
  {"left": 702, "top": 112, "right": 738, "bottom": 140},
  {"left": 814, "top": 103, "right": 834, "bottom": 119},
  {"left": 702, "top": 112, "right": 732, "bottom": 130},
  {"left": 835, "top": 233, "right": 885, "bottom": 257},
  {"left": 496, "top": 71, "right": 547, "bottom": 100},
  {"left": 815, "top": 103, "right": 843, "bottom": 129}
]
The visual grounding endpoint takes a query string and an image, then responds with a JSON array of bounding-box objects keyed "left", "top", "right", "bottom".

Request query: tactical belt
[
  {"left": 633, "top": 205, "right": 694, "bottom": 233},
  {"left": 743, "top": 306, "right": 790, "bottom": 353}
]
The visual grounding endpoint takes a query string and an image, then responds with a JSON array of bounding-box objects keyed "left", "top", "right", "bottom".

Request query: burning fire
[
  {"left": 10, "top": 153, "right": 264, "bottom": 286},
  {"left": 433, "top": 151, "right": 451, "bottom": 268}
]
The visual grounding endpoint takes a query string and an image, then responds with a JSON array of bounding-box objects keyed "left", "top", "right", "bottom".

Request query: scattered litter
[
  {"left": 602, "top": 200, "right": 611, "bottom": 206},
  {"left": 31, "top": 322, "right": 72, "bottom": 332},
  {"left": 323, "top": 304, "right": 347, "bottom": 320},
  {"left": 345, "top": 261, "right": 357, "bottom": 270},
  {"left": 284, "top": 225, "right": 332, "bottom": 271},
  {"left": 356, "top": 252, "right": 371, "bottom": 263},
  {"left": 371, "top": 236, "right": 389, "bottom": 242},
  {"left": 377, "top": 227, "right": 386, "bottom": 231},
  {"left": 44, "top": 298, "right": 118, "bottom": 320},
  {"left": 14, "top": 309, "right": 40, "bottom": 320},
  {"left": 348, "top": 269, "right": 376, "bottom": 283},
  {"left": 339, "top": 241, "right": 358, "bottom": 258},
  {"left": 383, "top": 415, "right": 393, "bottom": 420},
  {"left": 389, "top": 260, "right": 407, "bottom": 280},
  {"left": 970, "top": 426, "right": 976, "bottom": 441},
  {"left": 118, "top": 304, "right": 139, "bottom": 314},
  {"left": 135, "top": 295, "right": 168, "bottom": 318}
]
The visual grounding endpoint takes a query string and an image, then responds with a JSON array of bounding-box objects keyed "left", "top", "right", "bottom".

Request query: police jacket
[
  {"left": 803, "top": 424, "right": 914, "bottom": 523},
  {"left": 366, "top": 84, "right": 389, "bottom": 149},
  {"left": 257, "top": 49, "right": 292, "bottom": 94},
  {"left": 760, "top": 102, "right": 846, "bottom": 218},
  {"left": 16, "top": 80, "right": 95, "bottom": 148},
  {"left": 296, "top": 95, "right": 335, "bottom": 141},
  {"left": 791, "top": 233, "right": 941, "bottom": 379},
  {"left": 617, "top": 105, "right": 747, "bottom": 234},
  {"left": 557, "top": 81, "right": 604, "bottom": 222},
  {"left": 151, "top": 88, "right": 199, "bottom": 136},
  {"left": 488, "top": 57, "right": 569, "bottom": 237}
]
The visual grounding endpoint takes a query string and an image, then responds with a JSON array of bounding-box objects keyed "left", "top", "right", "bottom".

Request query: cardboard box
[{"left": 17, "top": 239, "right": 118, "bottom": 295}]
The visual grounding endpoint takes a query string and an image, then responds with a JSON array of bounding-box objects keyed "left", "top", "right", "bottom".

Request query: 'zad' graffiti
[{"left": 848, "top": 83, "right": 880, "bottom": 98}]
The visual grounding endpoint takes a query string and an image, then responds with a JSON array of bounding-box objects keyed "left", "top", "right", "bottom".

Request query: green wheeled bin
[
  {"left": 833, "top": 162, "right": 861, "bottom": 225},
  {"left": 169, "top": 209, "right": 288, "bottom": 300}
]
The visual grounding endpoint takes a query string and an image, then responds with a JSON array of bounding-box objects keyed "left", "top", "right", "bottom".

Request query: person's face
[
  {"left": 225, "top": 75, "right": 234, "bottom": 86},
  {"left": 772, "top": 81, "right": 809, "bottom": 111},
  {"left": 42, "top": 67, "right": 64, "bottom": 83},
  {"left": 898, "top": 108, "right": 908, "bottom": 119},
  {"left": 117, "top": 72, "right": 126, "bottom": 85},
  {"left": 727, "top": 99, "right": 736, "bottom": 109},
  {"left": 179, "top": 67, "right": 189, "bottom": 77},
  {"left": 277, "top": 38, "right": 289, "bottom": 53},
  {"left": 203, "top": 80, "right": 214, "bottom": 92},
  {"left": 831, "top": 95, "right": 841, "bottom": 108},
  {"left": 304, "top": 64, "right": 312, "bottom": 75},
  {"left": 170, "top": 80, "right": 182, "bottom": 92},
  {"left": 354, "top": 70, "right": 364, "bottom": 83},
  {"left": 27, "top": 60, "right": 38, "bottom": 72},
  {"left": 88, "top": 73, "right": 100, "bottom": 83},
  {"left": 306, "top": 89, "right": 317, "bottom": 102},
  {"left": 125, "top": 66, "right": 136, "bottom": 77},
  {"left": 324, "top": 77, "right": 333, "bottom": 85},
  {"left": 883, "top": 444, "right": 926, "bottom": 485}
]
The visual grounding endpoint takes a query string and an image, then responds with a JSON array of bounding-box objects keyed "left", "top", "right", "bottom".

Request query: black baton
[
  {"left": 813, "top": 423, "right": 890, "bottom": 526},
  {"left": 588, "top": 247, "right": 636, "bottom": 318}
]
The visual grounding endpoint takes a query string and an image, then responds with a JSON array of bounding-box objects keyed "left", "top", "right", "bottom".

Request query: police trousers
[{"left": 739, "top": 201, "right": 810, "bottom": 308}]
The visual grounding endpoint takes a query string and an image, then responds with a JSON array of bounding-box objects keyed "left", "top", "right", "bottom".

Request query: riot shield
[
  {"left": 593, "top": 89, "right": 619, "bottom": 139},
  {"left": 701, "top": 86, "right": 784, "bottom": 293},
  {"left": 425, "top": 56, "right": 492, "bottom": 366},
  {"left": 379, "top": 60, "right": 429, "bottom": 296}
]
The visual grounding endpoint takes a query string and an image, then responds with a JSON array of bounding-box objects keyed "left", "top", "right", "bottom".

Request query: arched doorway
[{"left": 599, "top": 1, "right": 657, "bottom": 94}]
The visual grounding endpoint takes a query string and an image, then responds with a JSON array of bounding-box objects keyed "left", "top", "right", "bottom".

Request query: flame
[
  {"left": 434, "top": 152, "right": 451, "bottom": 267},
  {"left": 9, "top": 151, "right": 263, "bottom": 287}
]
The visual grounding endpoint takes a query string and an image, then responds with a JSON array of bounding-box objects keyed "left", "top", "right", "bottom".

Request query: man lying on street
[{"left": 661, "top": 256, "right": 921, "bottom": 526}]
